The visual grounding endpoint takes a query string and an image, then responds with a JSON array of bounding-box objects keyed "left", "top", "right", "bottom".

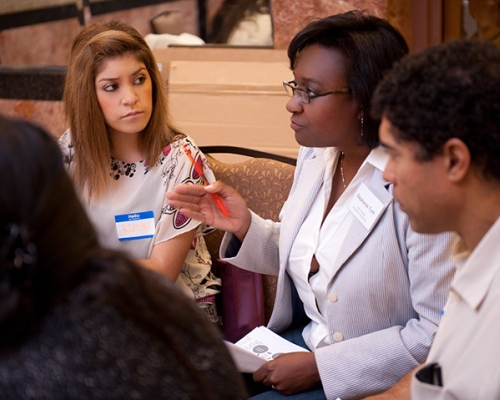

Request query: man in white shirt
[{"left": 366, "top": 39, "right": 500, "bottom": 399}]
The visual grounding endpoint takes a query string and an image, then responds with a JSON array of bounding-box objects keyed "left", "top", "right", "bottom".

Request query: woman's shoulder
[
  {"left": 170, "top": 133, "right": 201, "bottom": 150},
  {"left": 58, "top": 129, "right": 71, "bottom": 148},
  {"left": 58, "top": 129, "right": 74, "bottom": 168},
  {"left": 156, "top": 133, "right": 204, "bottom": 163}
]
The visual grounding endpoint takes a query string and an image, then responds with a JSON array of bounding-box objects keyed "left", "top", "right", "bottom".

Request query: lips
[
  {"left": 290, "top": 119, "right": 305, "bottom": 130},
  {"left": 123, "top": 110, "right": 143, "bottom": 118}
]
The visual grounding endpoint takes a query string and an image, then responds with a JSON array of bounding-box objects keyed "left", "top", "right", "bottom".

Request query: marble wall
[
  {"left": 0, "top": 0, "right": 214, "bottom": 137},
  {"left": 0, "top": 0, "right": 406, "bottom": 138},
  {"left": 0, "top": 0, "right": 204, "bottom": 66},
  {"left": 271, "top": 0, "right": 387, "bottom": 49}
]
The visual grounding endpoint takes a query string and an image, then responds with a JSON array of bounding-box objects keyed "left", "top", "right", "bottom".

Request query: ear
[{"left": 442, "top": 138, "right": 470, "bottom": 182}]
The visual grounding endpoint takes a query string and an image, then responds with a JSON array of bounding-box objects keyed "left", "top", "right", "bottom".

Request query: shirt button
[
  {"left": 327, "top": 293, "right": 338, "bottom": 303},
  {"left": 333, "top": 332, "right": 344, "bottom": 342}
]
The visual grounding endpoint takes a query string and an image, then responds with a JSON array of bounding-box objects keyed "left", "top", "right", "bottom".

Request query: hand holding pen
[
  {"left": 166, "top": 144, "right": 252, "bottom": 242},
  {"left": 181, "top": 143, "right": 229, "bottom": 217}
]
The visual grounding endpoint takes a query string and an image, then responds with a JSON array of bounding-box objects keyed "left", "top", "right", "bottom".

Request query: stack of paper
[{"left": 224, "top": 326, "right": 309, "bottom": 373}]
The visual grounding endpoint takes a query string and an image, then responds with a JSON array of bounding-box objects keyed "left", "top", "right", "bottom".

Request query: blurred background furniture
[{"left": 201, "top": 146, "right": 296, "bottom": 324}]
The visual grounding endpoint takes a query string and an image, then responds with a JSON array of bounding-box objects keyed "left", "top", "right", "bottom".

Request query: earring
[{"left": 360, "top": 115, "right": 364, "bottom": 138}]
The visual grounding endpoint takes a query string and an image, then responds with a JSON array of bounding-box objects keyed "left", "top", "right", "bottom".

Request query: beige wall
[{"left": 0, "top": 0, "right": 408, "bottom": 141}]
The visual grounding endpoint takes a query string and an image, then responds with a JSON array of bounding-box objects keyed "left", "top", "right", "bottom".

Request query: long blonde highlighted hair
[{"left": 63, "top": 20, "right": 177, "bottom": 198}]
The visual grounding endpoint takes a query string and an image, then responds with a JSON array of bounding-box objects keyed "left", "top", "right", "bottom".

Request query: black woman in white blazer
[{"left": 166, "top": 10, "right": 457, "bottom": 400}]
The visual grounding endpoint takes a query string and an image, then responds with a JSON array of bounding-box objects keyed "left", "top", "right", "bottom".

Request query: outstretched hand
[
  {"left": 253, "top": 352, "right": 321, "bottom": 395},
  {"left": 166, "top": 181, "right": 252, "bottom": 241}
]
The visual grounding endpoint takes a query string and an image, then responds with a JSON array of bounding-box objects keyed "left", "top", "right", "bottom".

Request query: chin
[
  {"left": 408, "top": 219, "right": 444, "bottom": 235},
  {"left": 294, "top": 131, "right": 305, "bottom": 146},
  {"left": 295, "top": 133, "right": 317, "bottom": 148},
  {"left": 408, "top": 222, "right": 428, "bottom": 234}
]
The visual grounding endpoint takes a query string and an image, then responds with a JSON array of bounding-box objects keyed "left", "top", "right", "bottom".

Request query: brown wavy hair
[{"left": 63, "top": 20, "right": 177, "bottom": 197}]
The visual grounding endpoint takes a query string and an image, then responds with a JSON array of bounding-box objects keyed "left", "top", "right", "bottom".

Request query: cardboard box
[
  {"left": 167, "top": 59, "right": 299, "bottom": 160},
  {"left": 153, "top": 46, "right": 290, "bottom": 82}
]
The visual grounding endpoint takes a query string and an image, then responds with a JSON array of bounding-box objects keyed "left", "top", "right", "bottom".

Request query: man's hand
[
  {"left": 253, "top": 352, "right": 320, "bottom": 395},
  {"left": 363, "top": 368, "right": 416, "bottom": 399}
]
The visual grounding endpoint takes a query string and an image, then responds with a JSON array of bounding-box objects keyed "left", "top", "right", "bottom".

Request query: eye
[
  {"left": 384, "top": 147, "right": 399, "bottom": 160},
  {"left": 134, "top": 75, "right": 146, "bottom": 85},
  {"left": 306, "top": 87, "right": 319, "bottom": 97},
  {"left": 103, "top": 83, "right": 118, "bottom": 92}
]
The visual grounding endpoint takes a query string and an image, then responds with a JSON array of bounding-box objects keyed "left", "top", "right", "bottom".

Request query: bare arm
[
  {"left": 363, "top": 368, "right": 415, "bottom": 400},
  {"left": 138, "top": 229, "right": 196, "bottom": 281}
]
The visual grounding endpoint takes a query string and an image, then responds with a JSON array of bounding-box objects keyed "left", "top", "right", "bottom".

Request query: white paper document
[{"left": 224, "top": 326, "right": 309, "bottom": 373}]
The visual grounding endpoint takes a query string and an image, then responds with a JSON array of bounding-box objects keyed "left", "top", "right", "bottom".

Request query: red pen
[{"left": 181, "top": 144, "right": 230, "bottom": 217}]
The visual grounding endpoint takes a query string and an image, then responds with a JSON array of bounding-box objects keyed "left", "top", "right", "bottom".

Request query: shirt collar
[
  {"left": 451, "top": 216, "right": 500, "bottom": 310},
  {"left": 362, "top": 146, "right": 388, "bottom": 172}
]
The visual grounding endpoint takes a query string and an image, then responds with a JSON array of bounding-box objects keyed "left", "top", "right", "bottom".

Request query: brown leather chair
[{"left": 202, "top": 146, "right": 295, "bottom": 323}]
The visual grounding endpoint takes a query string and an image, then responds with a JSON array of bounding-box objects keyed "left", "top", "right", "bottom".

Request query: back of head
[
  {"left": 0, "top": 117, "right": 99, "bottom": 345},
  {"left": 287, "top": 10, "right": 409, "bottom": 148},
  {"left": 372, "top": 39, "right": 500, "bottom": 182}
]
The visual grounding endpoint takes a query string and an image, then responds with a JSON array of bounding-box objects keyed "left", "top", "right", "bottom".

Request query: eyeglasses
[{"left": 283, "top": 80, "right": 350, "bottom": 104}]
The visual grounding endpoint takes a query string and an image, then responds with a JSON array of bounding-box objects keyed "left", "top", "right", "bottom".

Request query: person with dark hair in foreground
[
  {"left": 0, "top": 116, "right": 247, "bottom": 399},
  {"left": 368, "top": 39, "right": 500, "bottom": 399},
  {"left": 166, "top": 11, "right": 457, "bottom": 399}
]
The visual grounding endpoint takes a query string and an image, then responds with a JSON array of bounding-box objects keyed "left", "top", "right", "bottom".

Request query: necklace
[{"left": 340, "top": 151, "right": 347, "bottom": 188}]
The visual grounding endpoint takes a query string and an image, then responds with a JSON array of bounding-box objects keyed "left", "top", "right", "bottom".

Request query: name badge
[
  {"left": 115, "top": 211, "right": 155, "bottom": 241},
  {"left": 348, "top": 183, "right": 384, "bottom": 230}
]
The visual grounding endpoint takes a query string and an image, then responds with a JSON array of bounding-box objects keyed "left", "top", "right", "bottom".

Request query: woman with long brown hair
[{"left": 60, "top": 20, "right": 221, "bottom": 322}]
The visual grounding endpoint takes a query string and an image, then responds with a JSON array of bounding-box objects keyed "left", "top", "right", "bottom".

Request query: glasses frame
[{"left": 283, "top": 80, "right": 350, "bottom": 104}]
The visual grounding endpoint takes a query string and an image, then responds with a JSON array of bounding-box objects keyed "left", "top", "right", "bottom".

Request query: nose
[
  {"left": 382, "top": 159, "right": 396, "bottom": 184},
  {"left": 122, "top": 86, "right": 139, "bottom": 106},
  {"left": 285, "top": 94, "right": 303, "bottom": 113}
]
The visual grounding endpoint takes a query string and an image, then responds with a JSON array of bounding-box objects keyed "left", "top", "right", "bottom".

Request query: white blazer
[{"left": 221, "top": 146, "right": 456, "bottom": 400}]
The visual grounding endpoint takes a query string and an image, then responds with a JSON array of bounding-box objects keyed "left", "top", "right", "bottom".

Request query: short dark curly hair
[
  {"left": 287, "top": 10, "right": 409, "bottom": 148},
  {"left": 372, "top": 39, "right": 500, "bottom": 182}
]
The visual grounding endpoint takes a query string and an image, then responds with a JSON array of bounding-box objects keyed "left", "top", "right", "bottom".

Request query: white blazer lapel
[
  {"left": 280, "top": 150, "right": 325, "bottom": 261},
  {"left": 333, "top": 169, "right": 393, "bottom": 275}
]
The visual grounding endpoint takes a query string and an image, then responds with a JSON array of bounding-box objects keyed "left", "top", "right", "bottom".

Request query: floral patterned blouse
[{"left": 59, "top": 131, "right": 221, "bottom": 318}]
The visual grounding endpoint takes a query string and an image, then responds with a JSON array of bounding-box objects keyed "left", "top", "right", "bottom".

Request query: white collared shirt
[
  {"left": 412, "top": 217, "right": 500, "bottom": 399},
  {"left": 287, "top": 147, "right": 388, "bottom": 350}
]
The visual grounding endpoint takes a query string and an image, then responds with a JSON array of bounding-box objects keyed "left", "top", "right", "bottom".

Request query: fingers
[
  {"left": 253, "top": 363, "right": 286, "bottom": 392},
  {"left": 167, "top": 183, "right": 206, "bottom": 197},
  {"left": 252, "top": 363, "right": 267, "bottom": 383},
  {"left": 176, "top": 208, "right": 207, "bottom": 223},
  {"left": 166, "top": 194, "right": 203, "bottom": 209}
]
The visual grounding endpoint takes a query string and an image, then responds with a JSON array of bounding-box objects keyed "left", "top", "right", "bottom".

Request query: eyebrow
[
  {"left": 97, "top": 67, "right": 146, "bottom": 83},
  {"left": 379, "top": 141, "right": 394, "bottom": 151},
  {"left": 298, "top": 77, "right": 325, "bottom": 87}
]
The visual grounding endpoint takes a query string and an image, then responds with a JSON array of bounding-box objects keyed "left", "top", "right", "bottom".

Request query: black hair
[
  {"left": 287, "top": 10, "right": 409, "bottom": 148},
  {"left": 0, "top": 116, "right": 100, "bottom": 343},
  {"left": 0, "top": 117, "right": 225, "bottom": 395},
  {"left": 372, "top": 39, "right": 500, "bottom": 182}
]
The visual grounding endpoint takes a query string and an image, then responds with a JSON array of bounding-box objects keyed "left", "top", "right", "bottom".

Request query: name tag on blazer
[
  {"left": 115, "top": 210, "right": 155, "bottom": 241},
  {"left": 348, "top": 183, "right": 385, "bottom": 230}
]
